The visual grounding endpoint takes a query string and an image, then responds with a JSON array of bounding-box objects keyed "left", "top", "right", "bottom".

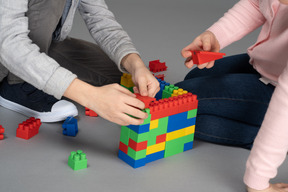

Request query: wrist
[
  {"left": 121, "top": 53, "right": 146, "bottom": 74},
  {"left": 63, "top": 78, "right": 97, "bottom": 108}
]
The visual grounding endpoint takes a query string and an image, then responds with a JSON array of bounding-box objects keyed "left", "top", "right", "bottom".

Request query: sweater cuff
[
  {"left": 243, "top": 168, "right": 270, "bottom": 190},
  {"left": 43, "top": 67, "right": 77, "bottom": 99},
  {"left": 114, "top": 43, "right": 140, "bottom": 73},
  {"left": 207, "top": 25, "right": 231, "bottom": 50}
]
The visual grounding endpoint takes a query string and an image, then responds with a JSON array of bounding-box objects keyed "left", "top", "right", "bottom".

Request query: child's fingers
[
  {"left": 202, "top": 34, "right": 212, "bottom": 51},
  {"left": 184, "top": 57, "right": 194, "bottom": 68},
  {"left": 198, "top": 63, "right": 208, "bottom": 69},
  {"left": 181, "top": 40, "right": 202, "bottom": 58},
  {"left": 206, "top": 61, "right": 215, "bottom": 68}
]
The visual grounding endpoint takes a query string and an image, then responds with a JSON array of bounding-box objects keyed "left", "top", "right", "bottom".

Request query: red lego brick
[
  {"left": 154, "top": 74, "right": 165, "bottom": 81},
  {"left": 16, "top": 117, "right": 41, "bottom": 140},
  {"left": 156, "top": 133, "right": 166, "bottom": 144},
  {"left": 149, "top": 60, "right": 168, "bottom": 73},
  {"left": 85, "top": 107, "right": 98, "bottom": 117},
  {"left": 135, "top": 93, "right": 156, "bottom": 108},
  {"left": 0, "top": 125, "right": 4, "bottom": 140},
  {"left": 191, "top": 51, "right": 225, "bottom": 65},
  {"left": 128, "top": 138, "right": 148, "bottom": 151},
  {"left": 149, "top": 93, "right": 198, "bottom": 120},
  {"left": 119, "top": 141, "right": 129, "bottom": 154}
]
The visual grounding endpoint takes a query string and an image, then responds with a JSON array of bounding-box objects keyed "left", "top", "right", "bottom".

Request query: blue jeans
[{"left": 175, "top": 53, "right": 275, "bottom": 149}]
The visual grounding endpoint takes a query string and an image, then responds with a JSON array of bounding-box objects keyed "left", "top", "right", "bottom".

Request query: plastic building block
[
  {"left": 62, "top": 116, "right": 78, "bottom": 137},
  {"left": 85, "top": 107, "right": 98, "bottom": 117},
  {"left": 149, "top": 93, "right": 198, "bottom": 120},
  {"left": 135, "top": 93, "right": 156, "bottom": 108},
  {"left": 0, "top": 125, "right": 5, "bottom": 140},
  {"left": 118, "top": 79, "right": 199, "bottom": 168},
  {"left": 68, "top": 150, "right": 87, "bottom": 170},
  {"left": 191, "top": 51, "right": 225, "bottom": 65},
  {"left": 121, "top": 73, "right": 134, "bottom": 88},
  {"left": 149, "top": 60, "right": 167, "bottom": 73},
  {"left": 16, "top": 117, "right": 41, "bottom": 140},
  {"left": 154, "top": 74, "right": 165, "bottom": 81}
]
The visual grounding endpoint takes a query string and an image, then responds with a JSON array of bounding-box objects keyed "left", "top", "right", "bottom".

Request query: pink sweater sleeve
[
  {"left": 243, "top": 64, "right": 288, "bottom": 190},
  {"left": 207, "top": 0, "right": 265, "bottom": 49}
]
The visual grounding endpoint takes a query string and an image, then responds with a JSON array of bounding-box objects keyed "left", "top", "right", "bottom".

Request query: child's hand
[
  {"left": 181, "top": 31, "right": 220, "bottom": 69},
  {"left": 247, "top": 183, "right": 288, "bottom": 192},
  {"left": 121, "top": 53, "right": 160, "bottom": 97}
]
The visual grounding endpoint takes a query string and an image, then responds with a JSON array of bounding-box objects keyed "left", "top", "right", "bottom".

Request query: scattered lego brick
[
  {"left": 118, "top": 81, "right": 198, "bottom": 168},
  {"left": 85, "top": 107, "right": 98, "bottom": 117},
  {"left": 191, "top": 51, "right": 225, "bottom": 65},
  {"left": 62, "top": 116, "right": 78, "bottom": 137},
  {"left": 16, "top": 117, "right": 41, "bottom": 140},
  {"left": 68, "top": 150, "right": 88, "bottom": 170},
  {"left": 149, "top": 60, "right": 167, "bottom": 73},
  {"left": 0, "top": 125, "right": 5, "bottom": 140}
]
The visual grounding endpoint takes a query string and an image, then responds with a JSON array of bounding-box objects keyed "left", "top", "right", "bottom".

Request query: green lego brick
[
  {"left": 68, "top": 150, "right": 88, "bottom": 170},
  {"left": 187, "top": 109, "right": 197, "bottom": 119},
  {"left": 162, "top": 85, "right": 179, "bottom": 99},
  {"left": 182, "top": 133, "right": 195, "bottom": 143},
  {"left": 127, "top": 147, "right": 147, "bottom": 160},
  {"left": 120, "top": 126, "right": 130, "bottom": 145},
  {"left": 129, "top": 130, "right": 149, "bottom": 143},
  {"left": 143, "top": 108, "right": 151, "bottom": 125},
  {"left": 147, "top": 116, "right": 169, "bottom": 146},
  {"left": 164, "top": 134, "right": 194, "bottom": 158}
]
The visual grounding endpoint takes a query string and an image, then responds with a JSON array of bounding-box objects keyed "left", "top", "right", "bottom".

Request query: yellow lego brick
[
  {"left": 121, "top": 73, "right": 134, "bottom": 88},
  {"left": 166, "top": 128, "right": 186, "bottom": 141},
  {"left": 146, "top": 142, "right": 165, "bottom": 155},
  {"left": 166, "top": 126, "right": 195, "bottom": 141},
  {"left": 150, "top": 119, "right": 159, "bottom": 130},
  {"left": 185, "top": 125, "right": 195, "bottom": 135}
]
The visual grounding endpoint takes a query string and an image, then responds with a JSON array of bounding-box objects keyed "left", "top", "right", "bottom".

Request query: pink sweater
[{"left": 207, "top": 0, "right": 288, "bottom": 190}]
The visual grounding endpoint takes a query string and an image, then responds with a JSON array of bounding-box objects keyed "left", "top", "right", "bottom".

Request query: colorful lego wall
[{"left": 118, "top": 77, "right": 198, "bottom": 168}]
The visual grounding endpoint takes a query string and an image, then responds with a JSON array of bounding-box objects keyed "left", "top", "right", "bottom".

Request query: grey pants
[{"left": 0, "top": 0, "right": 122, "bottom": 86}]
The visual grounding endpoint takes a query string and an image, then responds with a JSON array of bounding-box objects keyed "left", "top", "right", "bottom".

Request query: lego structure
[
  {"left": 68, "top": 150, "right": 88, "bottom": 170},
  {"left": 0, "top": 125, "right": 4, "bottom": 140},
  {"left": 120, "top": 73, "right": 134, "bottom": 92},
  {"left": 16, "top": 117, "right": 41, "bottom": 140},
  {"left": 149, "top": 60, "right": 168, "bottom": 73},
  {"left": 191, "top": 51, "right": 225, "bottom": 65},
  {"left": 62, "top": 116, "right": 78, "bottom": 137},
  {"left": 118, "top": 78, "right": 198, "bottom": 168},
  {"left": 85, "top": 107, "right": 98, "bottom": 117}
]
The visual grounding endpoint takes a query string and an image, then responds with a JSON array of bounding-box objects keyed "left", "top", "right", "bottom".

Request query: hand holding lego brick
[
  {"left": 181, "top": 31, "right": 220, "bottom": 69},
  {"left": 121, "top": 53, "right": 160, "bottom": 97},
  {"left": 64, "top": 79, "right": 148, "bottom": 126},
  {"left": 247, "top": 183, "right": 288, "bottom": 192}
]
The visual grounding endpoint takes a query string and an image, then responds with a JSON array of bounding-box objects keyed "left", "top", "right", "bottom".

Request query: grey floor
[{"left": 0, "top": 0, "right": 287, "bottom": 192}]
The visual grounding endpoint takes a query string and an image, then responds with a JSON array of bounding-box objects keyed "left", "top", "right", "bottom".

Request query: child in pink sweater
[{"left": 176, "top": 0, "right": 288, "bottom": 191}]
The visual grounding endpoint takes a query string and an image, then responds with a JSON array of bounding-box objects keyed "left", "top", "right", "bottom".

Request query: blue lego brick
[
  {"left": 184, "top": 141, "right": 194, "bottom": 151},
  {"left": 167, "top": 112, "right": 196, "bottom": 133},
  {"left": 62, "top": 116, "right": 78, "bottom": 137},
  {"left": 127, "top": 123, "right": 150, "bottom": 134},
  {"left": 118, "top": 150, "right": 146, "bottom": 168},
  {"left": 145, "top": 150, "right": 165, "bottom": 164},
  {"left": 155, "top": 78, "right": 170, "bottom": 101}
]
